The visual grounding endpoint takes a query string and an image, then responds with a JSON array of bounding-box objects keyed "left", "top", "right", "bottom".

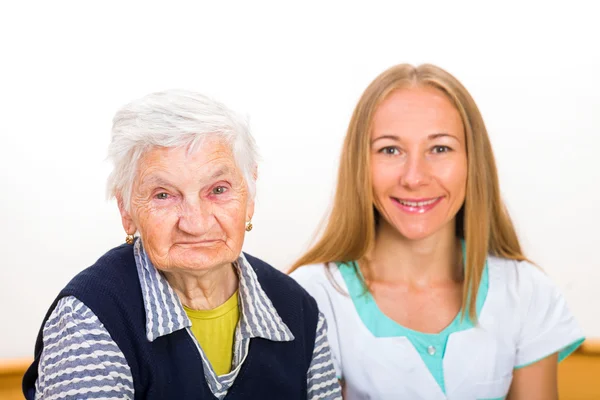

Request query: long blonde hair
[{"left": 289, "top": 64, "right": 527, "bottom": 321}]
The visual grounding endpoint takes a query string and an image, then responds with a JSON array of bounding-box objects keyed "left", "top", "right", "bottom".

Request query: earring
[
  {"left": 245, "top": 221, "right": 253, "bottom": 232},
  {"left": 125, "top": 234, "right": 135, "bottom": 245}
]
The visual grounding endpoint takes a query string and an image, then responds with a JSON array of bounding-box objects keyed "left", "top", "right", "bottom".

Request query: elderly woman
[{"left": 23, "top": 90, "right": 341, "bottom": 400}]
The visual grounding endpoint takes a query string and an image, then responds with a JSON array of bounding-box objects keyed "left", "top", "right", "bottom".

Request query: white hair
[{"left": 106, "top": 90, "right": 259, "bottom": 210}]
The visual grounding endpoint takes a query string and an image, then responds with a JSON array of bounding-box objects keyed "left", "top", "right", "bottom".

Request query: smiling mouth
[
  {"left": 394, "top": 198, "right": 440, "bottom": 207},
  {"left": 391, "top": 197, "right": 443, "bottom": 213}
]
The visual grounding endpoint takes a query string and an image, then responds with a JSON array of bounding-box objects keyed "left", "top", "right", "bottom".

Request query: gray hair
[{"left": 106, "top": 90, "right": 259, "bottom": 210}]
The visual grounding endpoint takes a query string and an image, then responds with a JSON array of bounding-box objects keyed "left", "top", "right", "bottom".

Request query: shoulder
[
  {"left": 486, "top": 255, "right": 571, "bottom": 326},
  {"left": 41, "top": 296, "right": 129, "bottom": 368},
  {"left": 289, "top": 263, "right": 331, "bottom": 286},
  {"left": 63, "top": 243, "right": 138, "bottom": 296},
  {"left": 42, "top": 296, "right": 117, "bottom": 351},
  {"left": 290, "top": 263, "right": 345, "bottom": 302},
  {"left": 43, "top": 296, "right": 100, "bottom": 338},
  {"left": 243, "top": 252, "right": 306, "bottom": 291},
  {"left": 289, "top": 263, "right": 348, "bottom": 327},
  {"left": 37, "top": 296, "right": 133, "bottom": 398},
  {"left": 485, "top": 257, "right": 584, "bottom": 366},
  {"left": 83, "top": 242, "right": 136, "bottom": 278},
  {"left": 243, "top": 253, "right": 321, "bottom": 350},
  {"left": 56, "top": 243, "right": 146, "bottom": 339},
  {"left": 243, "top": 253, "right": 319, "bottom": 309},
  {"left": 487, "top": 255, "right": 557, "bottom": 297}
]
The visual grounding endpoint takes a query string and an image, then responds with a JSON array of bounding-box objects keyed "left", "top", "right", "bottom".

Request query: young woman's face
[{"left": 370, "top": 86, "right": 467, "bottom": 241}]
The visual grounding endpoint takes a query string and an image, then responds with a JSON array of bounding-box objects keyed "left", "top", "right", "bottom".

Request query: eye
[
  {"left": 379, "top": 146, "right": 400, "bottom": 156},
  {"left": 212, "top": 186, "right": 228, "bottom": 195},
  {"left": 155, "top": 192, "right": 169, "bottom": 200},
  {"left": 432, "top": 145, "right": 452, "bottom": 154}
]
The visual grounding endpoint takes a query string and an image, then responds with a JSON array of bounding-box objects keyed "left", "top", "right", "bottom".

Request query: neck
[
  {"left": 162, "top": 263, "right": 239, "bottom": 310},
  {"left": 366, "top": 220, "right": 462, "bottom": 286}
]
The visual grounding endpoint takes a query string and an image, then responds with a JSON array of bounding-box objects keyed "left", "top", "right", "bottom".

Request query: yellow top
[{"left": 184, "top": 291, "right": 239, "bottom": 376}]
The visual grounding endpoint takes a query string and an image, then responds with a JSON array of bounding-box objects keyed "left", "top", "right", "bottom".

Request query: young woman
[{"left": 290, "top": 64, "right": 584, "bottom": 400}]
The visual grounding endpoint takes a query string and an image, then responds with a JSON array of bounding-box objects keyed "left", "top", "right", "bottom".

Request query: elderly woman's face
[{"left": 119, "top": 137, "right": 254, "bottom": 272}]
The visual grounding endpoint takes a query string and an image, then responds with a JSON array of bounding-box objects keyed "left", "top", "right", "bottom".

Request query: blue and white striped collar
[{"left": 133, "top": 239, "right": 294, "bottom": 343}]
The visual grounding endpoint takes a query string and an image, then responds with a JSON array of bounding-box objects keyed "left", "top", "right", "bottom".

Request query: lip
[
  {"left": 175, "top": 240, "right": 222, "bottom": 246},
  {"left": 391, "top": 196, "right": 443, "bottom": 214}
]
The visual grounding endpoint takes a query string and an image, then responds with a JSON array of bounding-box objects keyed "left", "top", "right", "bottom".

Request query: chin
[
  {"left": 399, "top": 231, "right": 435, "bottom": 241},
  {"left": 182, "top": 247, "right": 236, "bottom": 267},
  {"left": 393, "top": 221, "right": 439, "bottom": 241},
  {"left": 393, "top": 218, "right": 456, "bottom": 242}
]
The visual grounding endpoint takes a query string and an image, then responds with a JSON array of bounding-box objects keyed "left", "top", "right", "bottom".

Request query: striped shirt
[{"left": 34, "top": 240, "right": 341, "bottom": 399}]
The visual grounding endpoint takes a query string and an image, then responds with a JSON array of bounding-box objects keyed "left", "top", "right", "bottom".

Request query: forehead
[
  {"left": 137, "top": 136, "right": 240, "bottom": 184},
  {"left": 372, "top": 86, "right": 463, "bottom": 135}
]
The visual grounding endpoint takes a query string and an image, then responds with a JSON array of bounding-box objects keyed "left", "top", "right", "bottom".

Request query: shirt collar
[{"left": 133, "top": 239, "right": 294, "bottom": 343}]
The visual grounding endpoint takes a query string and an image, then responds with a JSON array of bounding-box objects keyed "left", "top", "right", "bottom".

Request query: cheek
[
  {"left": 436, "top": 160, "right": 467, "bottom": 200},
  {"left": 371, "top": 161, "right": 399, "bottom": 194},
  {"left": 213, "top": 202, "right": 247, "bottom": 235},
  {"left": 135, "top": 206, "right": 177, "bottom": 244}
]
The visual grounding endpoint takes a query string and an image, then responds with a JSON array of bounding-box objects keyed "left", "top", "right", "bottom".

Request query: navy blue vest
[{"left": 23, "top": 244, "right": 318, "bottom": 399}]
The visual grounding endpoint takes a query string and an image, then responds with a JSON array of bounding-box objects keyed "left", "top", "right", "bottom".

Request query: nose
[
  {"left": 400, "top": 153, "right": 430, "bottom": 188},
  {"left": 177, "top": 197, "right": 215, "bottom": 235}
]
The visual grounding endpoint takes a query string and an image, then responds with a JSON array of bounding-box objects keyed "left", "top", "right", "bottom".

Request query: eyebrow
[
  {"left": 139, "top": 175, "right": 172, "bottom": 188},
  {"left": 428, "top": 133, "right": 459, "bottom": 141},
  {"left": 209, "top": 166, "right": 231, "bottom": 180},
  {"left": 371, "top": 132, "right": 460, "bottom": 144},
  {"left": 140, "top": 166, "right": 233, "bottom": 188}
]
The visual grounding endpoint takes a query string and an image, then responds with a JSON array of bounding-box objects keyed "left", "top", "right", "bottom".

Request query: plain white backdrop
[{"left": 1, "top": 1, "right": 599, "bottom": 358}]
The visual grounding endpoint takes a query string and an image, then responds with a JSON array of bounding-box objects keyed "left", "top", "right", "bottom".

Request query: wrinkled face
[
  {"left": 119, "top": 136, "right": 254, "bottom": 272},
  {"left": 370, "top": 86, "right": 467, "bottom": 241}
]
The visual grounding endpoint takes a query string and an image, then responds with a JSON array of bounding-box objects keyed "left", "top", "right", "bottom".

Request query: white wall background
[{"left": 1, "top": 1, "right": 599, "bottom": 358}]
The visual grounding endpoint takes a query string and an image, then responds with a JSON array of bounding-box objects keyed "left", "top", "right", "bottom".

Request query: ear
[
  {"left": 246, "top": 165, "right": 257, "bottom": 222},
  {"left": 246, "top": 195, "right": 255, "bottom": 223},
  {"left": 116, "top": 194, "right": 137, "bottom": 234}
]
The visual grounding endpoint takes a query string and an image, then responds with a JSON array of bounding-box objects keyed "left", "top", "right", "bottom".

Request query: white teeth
[{"left": 398, "top": 198, "right": 438, "bottom": 207}]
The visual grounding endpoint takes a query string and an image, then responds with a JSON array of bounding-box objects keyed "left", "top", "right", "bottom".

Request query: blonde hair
[{"left": 290, "top": 64, "right": 527, "bottom": 322}]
